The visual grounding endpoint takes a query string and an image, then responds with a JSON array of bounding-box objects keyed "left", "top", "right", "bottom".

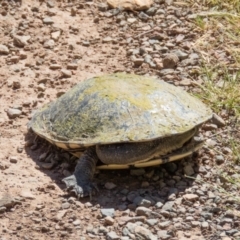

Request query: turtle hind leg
[{"left": 62, "top": 147, "right": 99, "bottom": 198}]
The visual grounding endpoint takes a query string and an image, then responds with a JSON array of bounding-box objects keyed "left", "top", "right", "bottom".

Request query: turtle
[{"left": 28, "top": 73, "right": 212, "bottom": 198}]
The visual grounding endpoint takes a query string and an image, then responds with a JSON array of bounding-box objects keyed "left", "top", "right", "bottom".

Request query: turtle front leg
[{"left": 62, "top": 147, "right": 99, "bottom": 198}]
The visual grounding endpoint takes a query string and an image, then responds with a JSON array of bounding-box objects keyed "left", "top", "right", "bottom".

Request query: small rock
[
  {"left": 72, "top": 219, "right": 81, "bottom": 226},
  {"left": 82, "top": 41, "right": 90, "bottom": 46},
  {"left": 7, "top": 108, "right": 22, "bottom": 119},
  {"left": 101, "top": 208, "right": 115, "bottom": 217},
  {"left": 162, "top": 54, "right": 179, "bottom": 69},
  {"left": 67, "top": 63, "right": 78, "bottom": 70},
  {"left": 174, "top": 50, "right": 188, "bottom": 60},
  {"left": 56, "top": 210, "right": 68, "bottom": 221},
  {"left": 104, "top": 216, "right": 115, "bottom": 225},
  {"left": 133, "top": 196, "right": 151, "bottom": 207},
  {"left": 98, "top": 3, "right": 108, "bottom": 11},
  {"left": 216, "top": 155, "right": 224, "bottom": 165},
  {"left": 132, "top": 56, "right": 144, "bottom": 67},
  {"left": 141, "top": 181, "right": 150, "bottom": 188},
  {"left": 201, "top": 212, "right": 213, "bottom": 220},
  {"left": 102, "top": 37, "right": 113, "bottom": 43},
  {"left": 159, "top": 221, "right": 171, "bottom": 228},
  {"left": 47, "top": 0, "right": 55, "bottom": 7},
  {"left": 61, "top": 69, "right": 72, "bottom": 78},
  {"left": 155, "top": 201, "right": 163, "bottom": 208},
  {"left": 105, "top": 182, "right": 116, "bottom": 190},
  {"left": 138, "top": 12, "right": 149, "bottom": 21},
  {"left": 222, "top": 147, "right": 232, "bottom": 154},
  {"left": 13, "top": 35, "right": 31, "bottom": 47},
  {"left": 179, "top": 78, "right": 192, "bottom": 86},
  {"left": 183, "top": 194, "right": 199, "bottom": 201},
  {"left": 44, "top": 39, "right": 55, "bottom": 49},
  {"left": 130, "top": 169, "right": 145, "bottom": 176},
  {"left": 41, "top": 162, "right": 55, "bottom": 169},
  {"left": 43, "top": 17, "right": 54, "bottom": 24},
  {"left": 127, "top": 18, "right": 137, "bottom": 24},
  {"left": 202, "top": 123, "right": 218, "bottom": 131},
  {"left": 51, "top": 31, "right": 61, "bottom": 41},
  {"left": 191, "top": 221, "right": 200, "bottom": 227},
  {"left": 201, "top": 221, "right": 209, "bottom": 229},
  {"left": 183, "top": 164, "right": 195, "bottom": 175},
  {"left": 62, "top": 202, "right": 70, "bottom": 209},
  {"left": 146, "top": 219, "right": 158, "bottom": 226},
  {"left": 212, "top": 113, "right": 225, "bottom": 127},
  {"left": 9, "top": 156, "right": 18, "bottom": 163},
  {"left": 176, "top": 34, "right": 185, "bottom": 43},
  {"left": 162, "top": 201, "right": 174, "bottom": 211},
  {"left": 0, "top": 44, "right": 9, "bottom": 54},
  {"left": 20, "top": 190, "right": 36, "bottom": 200},
  {"left": 146, "top": 7, "right": 157, "bottom": 16},
  {"left": 50, "top": 64, "right": 62, "bottom": 70},
  {"left": 157, "top": 230, "right": 171, "bottom": 239},
  {"left": 106, "top": 231, "right": 120, "bottom": 240},
  {"left": 19, "top": 50, "right": 27, "bottom": 59},
  {"left": 135, "top": 225, "right": 158, "bottom": 240},
  {"left": 135, "top": 206, "right": 152, "bottom": 217}
]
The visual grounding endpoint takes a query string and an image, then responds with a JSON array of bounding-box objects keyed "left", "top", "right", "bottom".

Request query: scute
[{"left": 29, "top": 73, "right": 212, "bottom": 147}]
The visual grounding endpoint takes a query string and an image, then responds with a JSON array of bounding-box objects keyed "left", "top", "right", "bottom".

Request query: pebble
[
  {"left": 104, "top": 216, "right": 115, "bottom": 225},
  {"left": 61, "top": 69, "right": 72, "bottom": 78},
  {"left": 9, "top": 156, "right": 18, "bottom": 163},
  {"left": 212, "top": 113, "right": 225, "bottom": 127},
  {"left": 130, "top": 169, "right": 145, "bottom": 176},
  {"left": 0, "top": 44, "right": 9, "bottom": 54},
  {"left": 183, "top": 194, "right": 199, "bottom": 201},
  {"left": 135, "top": 206, "right": 152, "bottom": 217},
  {"left": 100, "top": 208, "right": 115, "bottom": 217},
  {"left": 133, "top": 196, "right": 151, "bottom": 207},
  {"left": 61, "top": 202, "right": 70, "bottom": 209},
  {"left": 106, "top": 231, "right": 120, "bottom": 240},
  {"left": 138, "top": 12, "right": 149, "bottom": 21},
  {"left": 162, "top": 201, "right": 174, "bottom": 211},
  {"left": 102, "top": 37, "right": 113, "bottom": 43},
  {"left": 127, "top": 18, "right": 137, "bottom": 24},
  {"left": 132, "top": 56, "right": 144, "bottom": 67},
  {"left": 41, "top": 162, "right": 55, "bottom": 169},
  {"left": 50, "top": 64, "right": 62, "bottom": 70},
  {"left": 7, "top": 108, "right": 22, "bottom": 119},
  {"left": 146, "top": 219, "right": 158, "bottom": 226},
  {"left": 146, "top": 7, "right": 157, "bottom": 16},
  {"left": 98, "top": 3, "right": 108, "bottom": 11},
  {"left": 72, "top": 219, "right": 81, "bottom": 226},
  {"left": 201, "top": 221, "right": 209, "bottom": 229},
  {"left": 155, "top": 201, "right": 163, "bottom": 208},
  {"left": 216, "top": 155, "right": 225, "bottom": 164},
  {"left": 43, "top": 17, "right": 54, "bottom": 24},
  {"left": 162, "top": 54, "right": 179, "bottom": 69},
  {"left": 105, "top": 182, "right": 116, "bottom": 190},
  {"left": 51, "top": 31, "right": 61, "bottom": 41},
  {"left": 159, "top": 221, "right": 171, "bottom": 228},
  {"left": 67, "top": 63, "right": 78, "bottom": 70},
  {"left": 135, "top": 225, "right": 158, "bottom": 240},
  {"left": 179, "top": 78, "right": 192, "bottom": 86},
  {"left": 157, "top": 230, "right": 171, "bottom": 239},
  {"left": 13, "top": 35, "right": 31, "bottom": 47},
  {"left": 191, "top": 221, "right": 200, "bottom": 227},
  {"left": 183, "top": 164, "right": 195, "bottom": 175},
  {"left": 43, "top": 39, "right": 55, "bottom": 49}
]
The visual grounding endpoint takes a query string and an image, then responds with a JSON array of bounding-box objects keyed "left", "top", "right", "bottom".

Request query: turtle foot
[{"left": 62, "top": 175, "right": 98, "bottom": 199}]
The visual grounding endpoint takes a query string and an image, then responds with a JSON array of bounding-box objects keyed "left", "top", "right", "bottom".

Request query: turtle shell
[{"left": 29, "top": 73, "right": 212, "bottom": 149}]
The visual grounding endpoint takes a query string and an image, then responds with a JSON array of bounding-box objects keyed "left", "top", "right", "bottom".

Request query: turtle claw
[{"left": 62, "top": 175, "right": 98, "bottom": 199}]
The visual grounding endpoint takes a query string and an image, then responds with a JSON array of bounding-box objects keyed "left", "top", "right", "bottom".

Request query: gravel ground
[{"left": 0, "top": 0, "right": 240, "bottom": 239}]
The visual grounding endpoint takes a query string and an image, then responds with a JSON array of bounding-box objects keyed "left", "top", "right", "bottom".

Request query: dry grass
[{"left": 185, "top": 0, "right": 240, "bottom": 199}]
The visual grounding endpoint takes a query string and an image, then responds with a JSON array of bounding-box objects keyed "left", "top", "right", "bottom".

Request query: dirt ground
[{"left": 0, "top": 0, "right": 239, "bottom": 240}]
